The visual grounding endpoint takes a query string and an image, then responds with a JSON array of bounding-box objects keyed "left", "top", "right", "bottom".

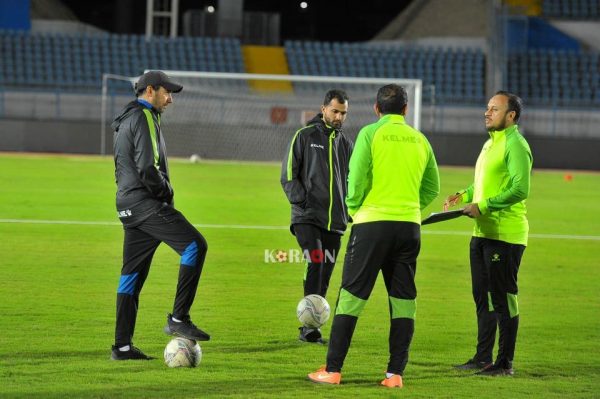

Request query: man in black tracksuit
[
  {"left": 281, "top": 89, "right": 354, "bottom": 343},
  {"left": 111, "top": 70, "right": 210, "bottom": 360}
]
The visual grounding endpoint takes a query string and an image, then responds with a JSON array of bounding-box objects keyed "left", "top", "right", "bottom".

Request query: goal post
[{"left": 101, "top": 72, "right": 423, "bottom": 161}]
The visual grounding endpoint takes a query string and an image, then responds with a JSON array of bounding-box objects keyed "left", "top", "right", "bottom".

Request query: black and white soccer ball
[
  {"left": 164, "top": 337, "right": 202, "bottom": 368},
  {"left": 296, "top": 294, "right": 331, "bottom": 328}
]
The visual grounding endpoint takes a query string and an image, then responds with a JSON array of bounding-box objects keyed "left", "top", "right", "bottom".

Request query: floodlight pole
[{"left": 146, "top": 0, "right": 180, "bottom": 40}]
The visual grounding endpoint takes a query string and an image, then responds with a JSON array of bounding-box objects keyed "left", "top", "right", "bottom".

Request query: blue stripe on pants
[
  {"left": 181, "top": 241, "right": 198, "bottom": 267},
  {"left": 117, "top": 272, "right": 138, "bottom": 295}
]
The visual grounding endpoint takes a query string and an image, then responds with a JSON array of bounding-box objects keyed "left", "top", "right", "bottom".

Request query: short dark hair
[
  {"left": 495, "top": 90, "right": 523, "bottom": 123},
  {"left": 136, "top": 85, "right": 160, "bottom": 97},
  {"left": 376, "top": 84, "right": 408, "bottom": 115},
  {"left": 323, "top": 89, "right": 349, "bottom": 106}
]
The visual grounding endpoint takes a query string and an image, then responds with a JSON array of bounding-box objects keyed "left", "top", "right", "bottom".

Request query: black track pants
[{"left": 115, "top": 205, "right": 208, "bottom": 346}]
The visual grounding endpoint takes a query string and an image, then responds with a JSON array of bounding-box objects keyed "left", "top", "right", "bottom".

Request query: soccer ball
[
  {"left": 189, "top": 154, "right": 201, "bottom": 163},
  {"left": 296, "top": 294, "right": 331, "bottom": 328},
  {"left": 164, "top": 337, "right": 202, "bottom": 368}
]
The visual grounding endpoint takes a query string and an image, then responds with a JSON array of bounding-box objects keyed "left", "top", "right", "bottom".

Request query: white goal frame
[{"left": 101, "top": 71, "right": 423, "bottom": 156}]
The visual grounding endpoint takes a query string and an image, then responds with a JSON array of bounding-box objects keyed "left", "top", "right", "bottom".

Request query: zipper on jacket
[{"left": 327, "top": 131, "right": 335, "bottom": 231}]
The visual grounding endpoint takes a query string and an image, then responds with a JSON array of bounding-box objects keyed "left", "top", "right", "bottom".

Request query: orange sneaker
[
  {"left": 307, "top": 365, "right": 341, "bottom": 385},
  {"left": 381, "top": 374, "right": 403, "bottom": 388}
]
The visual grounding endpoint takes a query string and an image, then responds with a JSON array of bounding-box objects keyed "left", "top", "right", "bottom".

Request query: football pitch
[{"left": 0, "top": 154, "right": 599, "bottom": 398}]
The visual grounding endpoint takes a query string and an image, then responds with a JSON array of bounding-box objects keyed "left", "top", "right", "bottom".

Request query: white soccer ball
[
  {"left": 296, "top": 294, "right": 331, "bottom": 328},
  {"left": 164, "top": 337, "right": 202, "bottom": 368},
  {"left": 189, "top": 154, "right": 201, "bottom": 163}
]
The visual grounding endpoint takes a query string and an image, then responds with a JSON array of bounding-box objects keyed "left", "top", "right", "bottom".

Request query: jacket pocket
[{"left": 283, "top": 179, "right": 306, "bottom": 206}]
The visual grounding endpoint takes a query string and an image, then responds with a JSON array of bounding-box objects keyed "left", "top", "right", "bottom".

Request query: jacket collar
[
  {"left": 379, "top": 114, "right": 406, "bottom": 124},
  {"left": 137, "top": 98, "right": 153, "bottom": 109},
  {"left": 488, "top": 124, "right": 518, "bottom": 142},
  {"left": 321, "top": 120, "right": 337, "bottom": 136},
  {"left": 308, "top": 113, "right": 339, "bottom": 136}
]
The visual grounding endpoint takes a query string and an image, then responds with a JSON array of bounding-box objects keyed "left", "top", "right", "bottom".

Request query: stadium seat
[{"left": 0, "top": 30, "right": 245, "bottom": 93}]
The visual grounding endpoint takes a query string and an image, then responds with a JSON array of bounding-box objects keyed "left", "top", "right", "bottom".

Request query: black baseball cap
[{"left": 135, "top": 71, "right": 183, "bottom": 93}]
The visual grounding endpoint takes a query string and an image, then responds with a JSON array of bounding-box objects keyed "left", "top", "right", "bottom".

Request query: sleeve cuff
[{"left": 477, "top": 200, "right": 489, "bottom": 215}]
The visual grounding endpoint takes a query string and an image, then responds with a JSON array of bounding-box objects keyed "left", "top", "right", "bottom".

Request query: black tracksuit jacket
[
  {"left": 112, "top": 100, "right": 174, "bottom": 227},
  {"left": 280, "top": 114, "right": 354, "bottom": 235}
]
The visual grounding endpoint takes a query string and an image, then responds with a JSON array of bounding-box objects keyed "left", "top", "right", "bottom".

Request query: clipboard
[{"left": 421, "top": 209, "right": 465, "bottom": 225}]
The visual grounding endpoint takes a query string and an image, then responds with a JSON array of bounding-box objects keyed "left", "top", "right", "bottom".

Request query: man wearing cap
[{"left": 111, "top": 70, "right": 210, "bottom": 360}]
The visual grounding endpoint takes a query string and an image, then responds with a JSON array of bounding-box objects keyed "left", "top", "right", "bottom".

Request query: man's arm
[
  {"left": 133, "top": 113, "right": 173, "bottom": 202},
  {"left": 280, "top": 128, "right": 306, "bottom": 205},
  {"left": 419, "top": 142, "right": 440, "bottom": 210},
  {"left": 346, "top": 127, "right": 373, "bottom": 216},
  {"left": 477, "top": 141, "right": 532, "bottom": 214}
]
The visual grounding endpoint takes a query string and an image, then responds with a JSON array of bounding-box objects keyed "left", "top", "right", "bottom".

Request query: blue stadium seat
[{"left": 0, "top": 31, "right": 245, "bottom": 92}]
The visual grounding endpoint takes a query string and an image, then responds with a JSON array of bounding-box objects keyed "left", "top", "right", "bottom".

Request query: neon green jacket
[
  {"left": 346, "top": 114, "right": 440, "bottom": 224},
  {"left": 461, "top": 124, "right": 533, "bottom": 245}
]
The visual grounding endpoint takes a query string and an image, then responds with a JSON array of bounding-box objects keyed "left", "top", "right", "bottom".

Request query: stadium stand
[
  {"left": 1, "top": 27, "right": 597, "bottom": 107},
  {"left": 0, "top": 30, "right": 245, "bottom": 92},
  {"left": 507, "top": 49, "right": 600, "bottom": 107},
  {"left": 0, "top": 2, "right": 599, "bottom": 169},
  {"left": 543, "top": 0, "right": 600, "bottom": 19},
  {"left": 286, "top": 40, "right": 486, "bottom": 105}
]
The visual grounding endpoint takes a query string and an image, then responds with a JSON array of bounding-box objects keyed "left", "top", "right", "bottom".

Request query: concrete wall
[
  {"left": 0, "top": 119, "right": 101, "bottom": 154},
  {"left": 428, "top": 134, "right": 600, "bottom": 170},
  {"left": 2, "top": 91, "right": 599, "bottom": 138},
  {"left": 1, "top": 118, "right": 598, "bottom": 170}
]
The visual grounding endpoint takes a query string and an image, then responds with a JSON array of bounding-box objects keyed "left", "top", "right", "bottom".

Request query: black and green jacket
[
  {"left": 112, "top": 99, "right": 173, "bottom": 226},
  {"left": 280, "top": 114, "right": 354, "bottom": 234}
]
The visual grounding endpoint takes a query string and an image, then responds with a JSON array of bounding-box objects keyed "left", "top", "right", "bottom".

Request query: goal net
[{"left": 101, "top": 72, "right": 423, "bottom": 161}]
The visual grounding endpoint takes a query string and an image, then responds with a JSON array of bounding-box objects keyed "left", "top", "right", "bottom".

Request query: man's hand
[
  {"left": 462, "top": 203, "right": 481, "bottom": 218},
  {"left": 443, "top": 193, "right": 463, "bottom": 211}
]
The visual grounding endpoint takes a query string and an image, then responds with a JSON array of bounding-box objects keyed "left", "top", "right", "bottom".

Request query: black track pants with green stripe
[
  {"left": 469, "top": 237, "right": 525, "bottom": 368},
  {"left": 326, "top": 221, "right": 420, "bottom": 374}
]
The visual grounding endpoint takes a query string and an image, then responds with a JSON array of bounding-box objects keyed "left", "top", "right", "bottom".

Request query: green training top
[
  {"left": 346, "top": 114, "right": 440, "bottom": 224},
  {"left": 461, "top": 124, "right": 533, "bottom": 245}
]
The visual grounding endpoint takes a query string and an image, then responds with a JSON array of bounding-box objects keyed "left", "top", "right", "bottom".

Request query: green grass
[{"left": 0, "top": 154, "right": 599, "bottom": 398}]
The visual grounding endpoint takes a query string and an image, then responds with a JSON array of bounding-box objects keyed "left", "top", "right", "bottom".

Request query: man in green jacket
[
  {"left": 445, "top": 91, "right": 532, "bottom": 376},
  {"left": 308, "top": 84, "right": 440, "bottom": 388}
]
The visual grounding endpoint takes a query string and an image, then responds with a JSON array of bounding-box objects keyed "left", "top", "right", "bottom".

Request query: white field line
[{"left": 0, "top": 218, "right": 599, "bottom": 241}]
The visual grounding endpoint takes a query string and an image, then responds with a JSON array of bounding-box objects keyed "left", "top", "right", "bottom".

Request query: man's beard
[
  {"left": 324, "top": 117, "right": 341, "bottom": 129},
  {"left": 487, "top": 117, "right": 508, "bottom": 132}
]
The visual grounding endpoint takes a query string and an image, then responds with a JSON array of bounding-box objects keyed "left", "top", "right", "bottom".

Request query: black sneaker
[
  {"left": 111, "top": 345, "right": 154, "bottom": 360},
  {"left": 475, "top": 363, "right": 514, "bottom": 376},
  {"left": 453, "top": 358, "right": 492, "bottom": 370},
  {"left": 298, "top": 326, "right": 326, "bottom": 344},
  {"left": 164, "top": 313, "right": 211, "bottom": 341}
]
